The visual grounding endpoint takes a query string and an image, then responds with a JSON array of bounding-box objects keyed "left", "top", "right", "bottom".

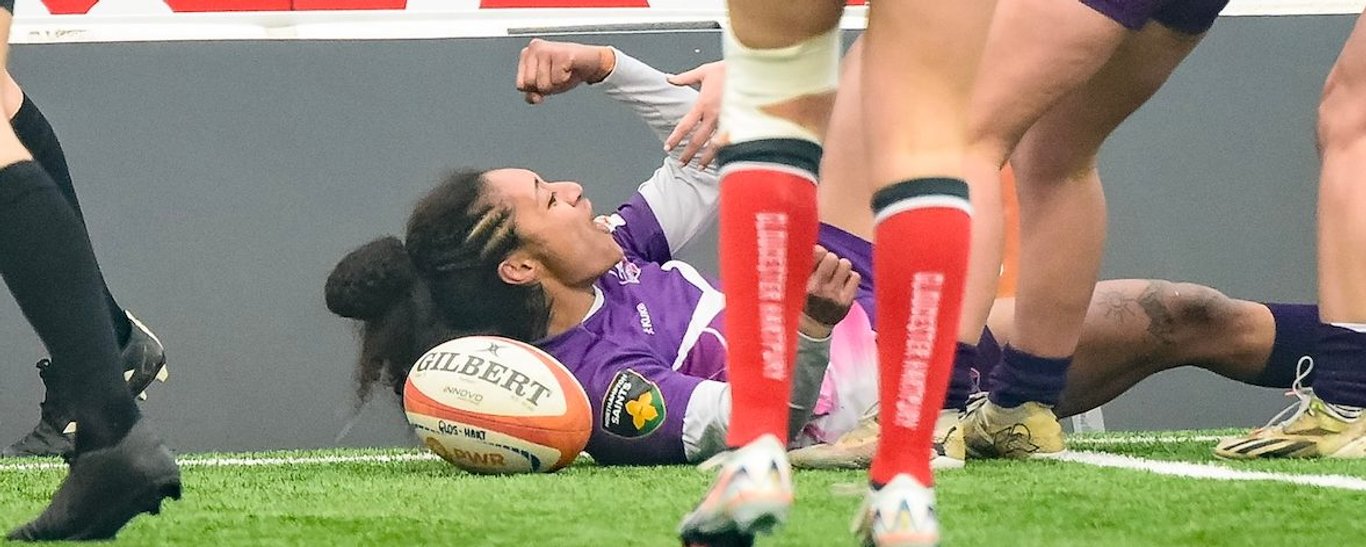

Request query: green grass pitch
[{"left": 2, "top": 430, "right": 1363, "bottom": 546}]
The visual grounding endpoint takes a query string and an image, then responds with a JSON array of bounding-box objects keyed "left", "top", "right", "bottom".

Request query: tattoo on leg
[
  {"left": 1137, "top": 282, "right": 1177, "bottom": 345},
  {"left": 1098, "top": 290, "right": 1138, "bottom": 324}
]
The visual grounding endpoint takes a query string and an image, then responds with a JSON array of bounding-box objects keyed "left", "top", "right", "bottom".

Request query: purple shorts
[
  {"left": 804, "top": 224, "right": 1000, "bottom": 443},
  {"left": 818, "top": 223, "right": 877, "bottom": 328},
  {"left": 818, "top": 222, "right": 1004, "bottom": 374},
  {"left": 1082, "top": 0, "right": 1228, "bottom": 34}
]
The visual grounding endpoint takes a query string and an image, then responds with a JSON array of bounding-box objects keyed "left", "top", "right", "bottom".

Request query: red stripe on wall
[
  {"left": 39, "top": 0, "right": 99, "bottom": 14},
  {"left": 294, "top": 0, "right": 406, "bottom": 9},
  {"left": 163, "top": 0, "right": 290, "bottom": 11},
  {"left": 480, "top": 0, "right": 648, "bottom": 8}
]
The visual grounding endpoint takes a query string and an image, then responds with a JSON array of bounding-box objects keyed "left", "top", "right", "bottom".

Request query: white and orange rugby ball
[{"left": 403, "top": 335, "right": 592, "bottom": 474}]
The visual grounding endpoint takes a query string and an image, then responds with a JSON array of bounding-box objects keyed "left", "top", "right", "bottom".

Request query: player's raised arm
[
  {"left": 598, "top": 53, "right": 724, "bottom": 259},
  {"left": 516, "top": 40, "right": 722, "bottom": 261},
  {"left": 517, "top": 39, "right": 708, "bottom": 163}
]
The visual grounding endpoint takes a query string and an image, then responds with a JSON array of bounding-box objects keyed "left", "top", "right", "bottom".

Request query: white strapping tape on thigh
[{"left": 721, "top": 27, "right": 841, "bottom": 145}]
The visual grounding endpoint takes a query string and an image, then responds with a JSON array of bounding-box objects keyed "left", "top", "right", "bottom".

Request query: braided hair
[{"left": 324, "top": 169, "right": 551, "bottom": 402}]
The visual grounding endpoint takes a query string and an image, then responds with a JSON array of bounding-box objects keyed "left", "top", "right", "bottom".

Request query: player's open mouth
[{"left": 592, "top": 215, "right": 612, "bottom": 234}]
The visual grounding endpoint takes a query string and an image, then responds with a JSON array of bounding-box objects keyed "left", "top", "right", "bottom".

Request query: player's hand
[
  {"left": 516, "top": 39, "right": 615, "bottom": 105},
  {"left": 801, "top": 245, "right": 860, "bottom": 338},
  {"left": 664, "top": 61, "right": 724, "bottom": 169}
]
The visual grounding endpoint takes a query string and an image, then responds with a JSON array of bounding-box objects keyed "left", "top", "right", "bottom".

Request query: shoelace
[
  {"left": 966, "top": 390, "right": 989, "bottom": 410},
  {"left": 1262, "top": 356, "right": 1316, "bottom": 430}
]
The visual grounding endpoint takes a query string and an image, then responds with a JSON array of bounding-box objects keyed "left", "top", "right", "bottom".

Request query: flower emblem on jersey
[
  {"left": 626, "top": 392, "right": 660, "bottom": 430},
  {"left": 602, "top": 369, "right": 666, "bottom": 438},
  {"left": 609, "top": 261, "right": 642, "bottom": 285}
]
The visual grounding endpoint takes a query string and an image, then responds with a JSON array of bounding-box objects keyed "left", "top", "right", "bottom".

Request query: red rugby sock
[
  {"left": 719, "top": 140, "right": 821, "bottom": 448},
  {"left": 869, "top": 178, "right": 971, "bottom": 487}
]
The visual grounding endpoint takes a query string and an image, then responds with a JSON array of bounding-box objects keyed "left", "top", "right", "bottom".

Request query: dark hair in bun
[
  {"left": 325, "top": 169, "right": 551, "bottom": 403},
  {"left": 324, "top": 236, "right": 417, "bottom": 321}
]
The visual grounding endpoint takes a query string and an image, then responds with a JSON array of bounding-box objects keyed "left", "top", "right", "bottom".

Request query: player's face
[{"left": 484, "top": 168, "right": 624, "bottom": 286}]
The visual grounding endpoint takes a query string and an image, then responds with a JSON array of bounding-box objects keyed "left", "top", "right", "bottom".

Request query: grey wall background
[{"left": 0, "top": 15, "right": 1348, "bottom": 453}]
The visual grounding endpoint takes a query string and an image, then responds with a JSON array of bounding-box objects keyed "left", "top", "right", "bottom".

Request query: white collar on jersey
[{"left": 579, "top": 285, "right": 605, "bottom": 324}]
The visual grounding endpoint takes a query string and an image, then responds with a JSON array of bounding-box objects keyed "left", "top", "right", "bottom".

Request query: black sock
[
  {"left": 1249, "top": 303, "right": 1320, "bottom": 388},
  {"left": 0, "top": 161, "right": 139, "bottom": 452},
  {"left": 12, "top": 95, "right": 132, "bottom": 347}
]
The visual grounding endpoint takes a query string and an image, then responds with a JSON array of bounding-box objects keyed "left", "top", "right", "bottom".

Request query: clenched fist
[{"left": 515, "top": 39, "right": 616, "bottom": 105}]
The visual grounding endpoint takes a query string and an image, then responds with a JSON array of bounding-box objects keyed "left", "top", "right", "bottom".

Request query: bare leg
[
  {"left": 861, "top": 1, "right": 994, "bottom": 184},
  {"left": 818, "top": 39, "right": 872, "bottom": 239},
  {"left": 680, "top": 0, "right": 844, "bottom": 543},
  {"left": 1310, "top": 7, "right": 1366, "bottom": 416},
  {"left": 961, "top": 8, "right": 1206, "bottom": 461},
  {"left": 957, "top": 0, "right": 1129, "bottom": 343},
  {"left": 1318, "top": 12, "right": 1366, "bottom": 326},
  {"left": 727, "top": 1, "right": 843, "bottom": 49},
  {"left": 0, "top": 15, "right": 22, "bottom": 169},
  {"left": 860, "top": 0, "right": 995, "bottom": 493},
  {"left": 990, "top": 280, "right": 1276, "bottom": 418},
  {"left": 1009, "top": 23, "right": 1203, "bottom": 359},
  {"left": 723, "top": 0, "right": 843, "bottom": 139}
]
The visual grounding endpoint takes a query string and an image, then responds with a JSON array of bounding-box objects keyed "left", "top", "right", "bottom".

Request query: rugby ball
[{"left": 403, "top": 335, "right": 592, "bottom": 474}]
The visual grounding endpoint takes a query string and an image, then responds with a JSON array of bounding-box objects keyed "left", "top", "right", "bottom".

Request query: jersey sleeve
[
  {"left": 681, "top": 380, "right": 731, "bottom": 462},
  {"left": 678, "top": 334, "right": 833, "bottom": 464},
  {"left": 594, "top": 49, "right": 721, "bottom": 263},
  {"left": 566, "top": 336, "right": 831, "bottom": 465}
]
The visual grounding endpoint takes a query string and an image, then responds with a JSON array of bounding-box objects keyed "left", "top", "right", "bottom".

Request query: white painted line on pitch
[
  {"left": 0, "top": 453, "right": 441, "bottom": 473},
  {"left": 1070, "top": 434, "right": 1222, "bottom": 445},
  {"left": 0, "top": 435, "right": 1246, "bottom": 474},
  {"left": 0, "top": 434, "right": 1219, "bottom": 473},
  {"left": 1056, "top": 451, "right": 1366, "bottom": 491},
  {"left": 178, "top": 453, "right": 441, "bottom": 467}
]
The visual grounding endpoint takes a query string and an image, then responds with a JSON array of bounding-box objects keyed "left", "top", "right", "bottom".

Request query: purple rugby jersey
[
  {"left": 530, "top": 48, "right": 889, "bottom": 465},
  {"left": 532, "top": 48, "right": 733, "bottom": 465},
  {"left": 538, "top": 193, "right": 730, "bottom": 465}
]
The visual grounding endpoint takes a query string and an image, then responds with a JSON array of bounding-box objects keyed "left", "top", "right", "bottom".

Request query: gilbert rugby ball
[{"left": 404, "top": 335, "right": 592, "bottom": 474}]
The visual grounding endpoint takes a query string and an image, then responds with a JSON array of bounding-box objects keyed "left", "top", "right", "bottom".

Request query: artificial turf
[{"left": 1, "top": 431, "right": 1362, "bottom": 546}]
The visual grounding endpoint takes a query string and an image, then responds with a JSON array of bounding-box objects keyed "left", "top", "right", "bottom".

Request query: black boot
[
  {"left": 2, "top": 311, "right": 168, "bottom": 459},
  {"left": 6, "top": 418, "right": 181, "bottom": 541},
  {"left": 1, "top": 360, "right": 74, "bottom": 458},
  {"left": 121, "top": 311, "right": 168, "bottom": 398}
]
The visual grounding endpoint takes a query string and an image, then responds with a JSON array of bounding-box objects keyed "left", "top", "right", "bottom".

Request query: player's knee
[
  {"left": 1317, "top": 63, "right": 1366, "bottom": 154},
  {"left": 1156, "top": 282, "right": 1273, "bottom": 372},
  {"left": 1010, "top": 139, "right": 1098, "bottom": 187},
  {"left": 1160, "top": 282, "right": 1242, "bottom": 342},
  {"left": 721, "top": 28, "right": 839, "bottom": 145},
  {"left": 967, "top": 137, "right": 1012, "bottom": 172}
]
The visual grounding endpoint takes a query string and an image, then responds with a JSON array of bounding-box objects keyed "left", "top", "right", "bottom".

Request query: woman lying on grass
[{"left": 324, "top": 40, "right": 1320, "bottom": 467}]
